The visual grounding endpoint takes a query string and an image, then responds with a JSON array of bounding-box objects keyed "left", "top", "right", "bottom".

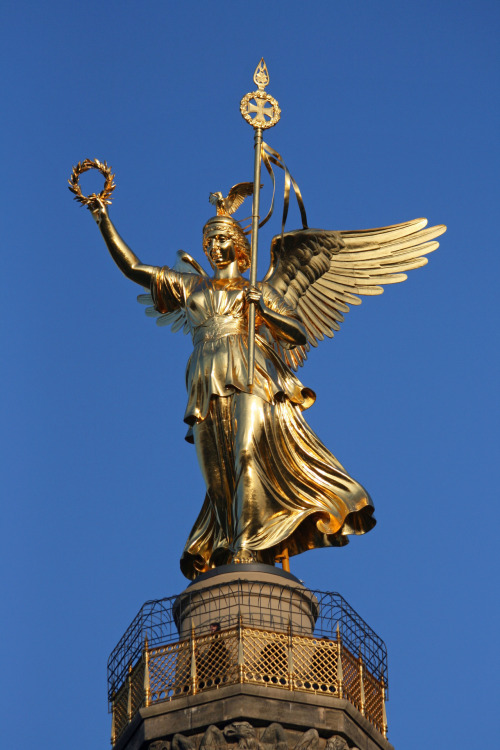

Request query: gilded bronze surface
[{"left": 70, "top": 62, "right": 446, "bottom": 580}]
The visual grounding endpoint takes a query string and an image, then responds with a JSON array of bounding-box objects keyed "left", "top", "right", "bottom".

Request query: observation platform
[{"left": 108, "top": 565, "right": 391, "bottom": 750}]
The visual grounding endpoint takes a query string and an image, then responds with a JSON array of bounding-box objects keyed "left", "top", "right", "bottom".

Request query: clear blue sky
[{"left": 2, "top": 2, "right": 499, "bottom": 748}]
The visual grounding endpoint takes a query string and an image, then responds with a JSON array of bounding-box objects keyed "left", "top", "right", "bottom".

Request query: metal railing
[
  {"left": 110, "top": 620, "right": 388, "bottom": 745},
  {"left": 108, "top": 584, "right": 388, "bottom": 700}
]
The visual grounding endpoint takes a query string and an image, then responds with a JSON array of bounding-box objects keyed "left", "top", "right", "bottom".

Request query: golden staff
[{"left": 240, "top": 59, "right": 281, "bottom": 386}]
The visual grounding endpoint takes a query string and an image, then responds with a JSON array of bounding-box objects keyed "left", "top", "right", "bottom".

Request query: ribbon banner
[{"left": 259, "top": 142, "right": 309, "bottom": 240}]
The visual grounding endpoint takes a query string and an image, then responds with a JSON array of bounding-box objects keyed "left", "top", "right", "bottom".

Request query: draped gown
[{"left": 151, "top": 266, "right": 375, "bottom": 579}]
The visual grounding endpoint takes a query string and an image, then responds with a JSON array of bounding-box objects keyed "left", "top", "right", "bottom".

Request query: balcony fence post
[
  {"left": 336, "top": 624, "right": 343, "bottom": 698},
  {"left": 358, "top": 653, "right": 365, "bottom": 715},
  {"left": 143, "top": 635, "right": 151, "bottom": 708},
  {"left": 287, "top": 620, "right": 294, "bottom": 690},
  {"left": 190, "top": 621, "right": 198, "bottom": 695},
  {"left": 110, "top": 693, "right": 116, "bottom": 746},
  {"left": 238, "top": 611, "right": 244, "bottom": 683},
  {"left": 382, "top": 678, "right": 388, "bottom": 739},
  {"left": 127, "top": 664, "right": 133, "bottom": 722}
]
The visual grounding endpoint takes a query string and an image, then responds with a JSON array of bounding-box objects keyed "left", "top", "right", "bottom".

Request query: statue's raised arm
[{"left": 90, "top": 200, "right": 158, "bottom": 289}]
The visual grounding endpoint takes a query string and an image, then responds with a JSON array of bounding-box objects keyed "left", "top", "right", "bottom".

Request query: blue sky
[{"left": 2, "top": 2, "right": 499, "bottom": 748}]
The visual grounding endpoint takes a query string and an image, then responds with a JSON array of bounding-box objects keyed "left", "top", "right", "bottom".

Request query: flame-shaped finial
[{"left": 253, "top": 58, "right": 269, "bottom": 91}]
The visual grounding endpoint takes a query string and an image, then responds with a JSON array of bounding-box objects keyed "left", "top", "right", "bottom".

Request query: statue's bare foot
[{"left": 233, "top": 548, "right": 256, "bottom": 564}]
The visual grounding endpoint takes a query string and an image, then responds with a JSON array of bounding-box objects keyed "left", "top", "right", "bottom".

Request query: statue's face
[{"left": 204, "top": 228, "right": 237, "bottom": 269}]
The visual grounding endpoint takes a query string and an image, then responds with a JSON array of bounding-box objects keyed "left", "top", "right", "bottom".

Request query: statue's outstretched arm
[{"left": 91, "top": 203, "right": 157, "bottom": 288}]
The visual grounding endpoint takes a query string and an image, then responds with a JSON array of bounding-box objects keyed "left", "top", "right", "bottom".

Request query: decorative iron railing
[
  {"left": 108, "top": 583, "right": 388, "bottom": 745},
  {"left": 110, "top": 623, "right": 387, "bottom": 744},
  {"left": 108, "top": 584, "right": 387, "bottom": 697}
]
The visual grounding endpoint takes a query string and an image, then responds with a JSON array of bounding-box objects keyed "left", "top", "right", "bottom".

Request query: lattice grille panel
[
  {"left": 243, "top": 628, "right": 289, "bottom": 687},
  {"left": 364, "top": 669, "right": 383, "bottom": 728},
  {"left": 294, "top": 637, "right": 338, "bottom": 695},
  {"left": 342, "top": 648, "right": 361, "bottom": 710},
  {"left": 130, "top": 661, "right": 144, "bottom": 715},
  {"left": 150, "top": 641, "right": 191, "bottom": 699},
  {"left": 112, "top": 684, "right": 128, "bottom": 742},
  {"left": 196, "top": 629, "right": 240, "bottom": 689}
]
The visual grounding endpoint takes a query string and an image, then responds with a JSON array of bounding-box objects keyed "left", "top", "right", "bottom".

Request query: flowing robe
[{"left": 152, "top": 267, "right": 375, "bottom": 579}]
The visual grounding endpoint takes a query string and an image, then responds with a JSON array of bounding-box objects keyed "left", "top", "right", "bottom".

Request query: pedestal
[{"left": 173, "top": 564, "right": 319, "bottom": 638}]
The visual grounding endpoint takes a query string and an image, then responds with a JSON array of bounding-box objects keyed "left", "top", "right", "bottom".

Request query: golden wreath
[
  {"left": 240, "top": 91, "right": 281, "bottom": 130},
  {"left": 68, "top": 158, "right": 116, "bottom": 207}
]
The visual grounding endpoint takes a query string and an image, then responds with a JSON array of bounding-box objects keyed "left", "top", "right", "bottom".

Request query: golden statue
[{"left": 70, "top": 63, "right": 445, "bottom": 580}]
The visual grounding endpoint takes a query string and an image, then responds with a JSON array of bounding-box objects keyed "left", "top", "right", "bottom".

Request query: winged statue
[{"left": 87, "top": 191, "right": 445, "bottom": 580}]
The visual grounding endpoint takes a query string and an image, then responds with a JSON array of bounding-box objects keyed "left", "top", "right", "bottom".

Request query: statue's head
[{"left": 203, "top": 215, "right": 251, "bottom": 273}]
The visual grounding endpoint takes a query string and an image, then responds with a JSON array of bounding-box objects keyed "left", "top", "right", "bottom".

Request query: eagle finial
[{"left": 209, "top": 181, "right": 258, "bottom": 216}]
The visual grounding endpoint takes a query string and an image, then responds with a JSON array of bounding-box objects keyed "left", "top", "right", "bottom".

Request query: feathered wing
[
  {"left": 137, "top": 250, "right": 208, "bottom": 333},
  {"left": 263, "top": 218, "right": 446, "bottom": 370},
  {"left": 225, "top": 181, "right": 255, "bottom": 214}
]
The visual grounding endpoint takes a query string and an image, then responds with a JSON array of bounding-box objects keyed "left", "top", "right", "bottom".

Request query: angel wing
[
  {"left": 137, "top": 250, "right": 208, "bottom": 333},
  {"left": 263, "top": 218, "right": 446, "bottom": 370}
]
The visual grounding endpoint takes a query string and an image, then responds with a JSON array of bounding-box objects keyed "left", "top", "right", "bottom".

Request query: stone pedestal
[
  {"left": 115, "top": 684, "right": 394, "bottom": 750},
  {"left": 173, "top": 564, "right": 319, "bottom": 639}
]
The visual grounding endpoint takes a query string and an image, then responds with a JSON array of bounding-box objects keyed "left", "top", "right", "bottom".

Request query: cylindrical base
[{"left": 173, "top": 563, "right": 319, "bottom": 639}]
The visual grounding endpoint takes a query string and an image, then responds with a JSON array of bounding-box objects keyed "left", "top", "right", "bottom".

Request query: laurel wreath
[
  {"left": 240, "top": 91, "right": 281, "bottom": 130},
  {"left": 68, "top": 158, "right": 116, "bottom": 207}
]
